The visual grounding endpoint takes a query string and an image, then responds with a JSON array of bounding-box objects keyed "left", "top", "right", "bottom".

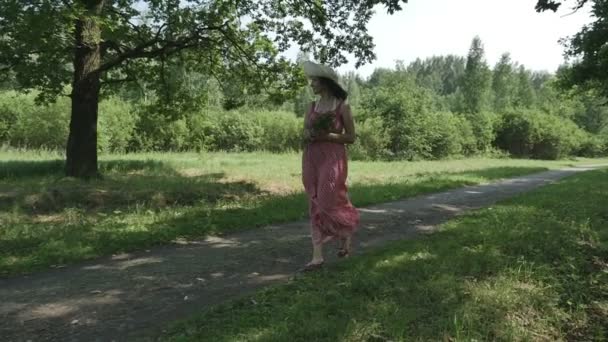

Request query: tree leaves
[
  {"left": 0, "top": 0, "right": 410, "bottom": 103},
  {"left": 536, "top": 0, "right": 608, "bottom": 97}
]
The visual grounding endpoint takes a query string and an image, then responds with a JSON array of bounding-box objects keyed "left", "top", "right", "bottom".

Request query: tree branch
[
  {"left": 101, "top": 40, "right": 126, "bottom": 55},
  {"left": 217, "top": 26, "right": 267, "bottom": 72},
  {"left": 560, "top": 0, "right": 588, "bottom": 17},
  {"left": 106, "top": 6, "right": 147, "bottom": 41},
  {"left": 97, "top": 23, "right": 224, "bottom": 73},
  {"left": 100, "top": 76, "right": 137, "bottom": 86}
]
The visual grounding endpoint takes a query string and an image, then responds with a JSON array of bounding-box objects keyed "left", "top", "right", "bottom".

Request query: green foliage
[
  {"left": 571, "top": 91, "right": 608, "bottom": 134},
  {"left": 0, "top": 91, "right": 70, "bottom": 149},
  {"left": 344, "top": 71, "right": 363, "bottom": 107},
  {"left": 293, "top": 84, "right": 314, "bottom": 117},
  {"left": 454, "top": 115, "right": 479, "bottom": 155},
  {"left": 194, "top": 111, "right": 265, "bottom": 152},
  {"left": 349, "top": 117, "right": 390, "bottom": 160},
  {"left": 0, "top": 91, "right": 142, "bottom": 152},
  {"left": 576, "top": 134, "right": 607, "bottom": 157},
  {"left": 461, "top": 37, "right": 492, "bottom": 113},
  {"left": 254, "top": 110, "right": 302, "bottom": 152},
  {"left": 362, "top": 78, "right": 437, "bottom": 159},
  {"left": 0, "top": 0, "right": 412, "bottom": 104},
  {"left": 537, "top": 0, "right": 608, "bottom": 97},
  {"left": 98, "top": 97, "right": 138, "bottom": 153},
  {"left": 408, "top": 55, "right": 466, "bottom": 95},
  {"left": 464, "top": 111, "right": 498, "bottom": 153},
  {"left": 2, "top": 19, "right": 607, "bottom": 162},
  {"left": 0, "top": 0, "right": 413, "bottom": 177},
  {"left": 163, "top": 168, "right": 608, "bottom": 342},
  {"left": 515, "top": 66, "right": 536, "bottom": 108},
  {"left": 130, "top": 107, "right": 302, "bottom": 153},
  {"left": 492, "top": 53, "right": 518, "bottom": 112},
  {"left": 495, "top": 110, "right": 588, "bottom": 159},
  {"left": 361, "top": 81, "right": 478, "bottom": 160},
  {"left": 129, "top": 110, "right": 175, "bottom": 151},
  {"left": 424, "top": 111, "right": 469, "bottom": 158},
  {"left": 579, "top": 125, "right": 608, "bottom": 157}
]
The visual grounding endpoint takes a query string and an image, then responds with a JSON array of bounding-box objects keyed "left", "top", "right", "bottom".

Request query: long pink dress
[{"left": 302, "top": 101, "right": 360, "bottom": 245}]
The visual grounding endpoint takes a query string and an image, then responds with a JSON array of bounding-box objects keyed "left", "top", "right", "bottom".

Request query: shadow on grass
[
  {"left": 164, "top": 170, "right": 607, "bottom": 341},
  {"left": 2, "top": 167, "right": 603, "bottom": 341},
  {"left": 0, "top": 163, "right": 552, "bottom": 276},
  {"left": 0, "top": 158, "right": 261, "bottom": 214},
  {"left": 0, "top": 159, "right": 65, "bottom": 178},
  {"left": 0, "top": 158, "right": 185, "bottom": 179}
]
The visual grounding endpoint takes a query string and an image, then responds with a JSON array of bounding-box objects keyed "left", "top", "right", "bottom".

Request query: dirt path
[{"left": 0, "top": 165, "right": 603, "bottom": 342}]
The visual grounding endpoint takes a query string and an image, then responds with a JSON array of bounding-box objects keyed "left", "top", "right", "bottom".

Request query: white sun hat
[{"left": 302, "top": 61, "right": 347, "bottom": 93}]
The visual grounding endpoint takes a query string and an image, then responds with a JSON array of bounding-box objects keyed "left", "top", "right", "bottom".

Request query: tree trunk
[{"left": 66, "top": 0, "right": 105, "bottom": 178}]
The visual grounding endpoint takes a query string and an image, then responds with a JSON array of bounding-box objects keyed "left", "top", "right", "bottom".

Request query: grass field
[
  {"left": 1, "top": 149, "right": 606, "bottom": 275},
  {"left": 162, "top": 168, "right": 608, "bottom": 342}
]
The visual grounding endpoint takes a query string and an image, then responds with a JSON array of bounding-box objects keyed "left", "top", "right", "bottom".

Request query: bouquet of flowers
[
  {"left": 302, "top": 112, "right": 335, "bottom": 147},
  {"left": 312, "top": 112, "right": 335, "bottom": 133}
]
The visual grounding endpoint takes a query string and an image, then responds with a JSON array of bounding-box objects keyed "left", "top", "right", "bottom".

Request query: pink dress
[{"left": 302, "top": 101, "right": 360, "bottom": 245}]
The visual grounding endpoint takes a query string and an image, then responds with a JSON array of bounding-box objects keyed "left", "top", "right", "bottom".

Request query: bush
[
  {"left": 362, "top": 83, "right": 442, "bottom": 160},
  {"left": 577, "top": 127, "right": 608, "bottom": 157},
  {"left": 98, "top": 97, "right": 138, "bottom": 153},
  {"left": 130, "top": 106, "right": 191, "bottom": 151},
  {"left": 495, "top": 110, "right": 588, "bottom": 159},
  {"left": 349, "top": 116, "right": 390, "bottom": 160},
  {"left": 360, "top": 84, "right": 480, "bottom": 160},
  {"left": 254, "top": 110, "right": 301, "bottom": 152},
  {"left": 0, "top": 91, "right": 69, "bottom": 149},
  {"left": 0, "top": 92, "right": 139, "bottom": 153},
  {"left": 201, "top": 110, "right": 265, "bottom": 152},
  {"left": 464, "top": 111, "right": 497, "bottom": 153},
  {"left": 454, "top": 116, "right": 478, "bottom": 156},
  {"left": 187, "top": 109, "right": 302, "bottom": 153},
  {"left": 426, "top": 111, "right": 476, "bottom": 159},
  {"left": 576, "top": 134, "right": 605, "bottom": 157}
]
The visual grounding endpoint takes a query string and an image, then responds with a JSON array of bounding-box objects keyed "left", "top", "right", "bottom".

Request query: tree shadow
[
  {"left": 406, "top": 165, "right": 549, "bottom": 180},
  {"left": 0, "top": 158, "right": 183, "bottom": 179},
  {"left": 0, "top": 164, "right": 559, "bottom": 276},
  {"left": 0, "top": 158, "right": 262, "bottom": 214},
  {"left": 0, "top": 159, "right": 65, "bottom": 179},
  {"left": 3, "top": 165, "right": 601, "bottom": 341}
]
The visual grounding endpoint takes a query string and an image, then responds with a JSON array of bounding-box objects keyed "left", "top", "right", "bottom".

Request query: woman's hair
[{"left": 319, "top": 77, "right": 348, "bottom": 101}]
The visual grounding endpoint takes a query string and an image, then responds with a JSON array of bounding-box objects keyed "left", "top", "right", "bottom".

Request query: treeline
[{"left": 1, "top": 37, "right": 607, "bottom": 160}]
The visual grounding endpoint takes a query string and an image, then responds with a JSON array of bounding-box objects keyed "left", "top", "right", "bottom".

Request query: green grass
[
  {"left": 162, "top": 168, "right": 608, "bottom": 342},
  {"left": 1, "top": 149, "right": 607, "bottom": 276}
]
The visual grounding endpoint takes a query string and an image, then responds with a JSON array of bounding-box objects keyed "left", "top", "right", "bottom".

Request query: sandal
[
  {"left": 337, "top": 237, "right": 352, "bottom": 258},
  {"left": 298, "top": 261, "right": 324, "bottom": 272},
  {"left": 337, "top": 248, "right": 350, "bottom": 258}
]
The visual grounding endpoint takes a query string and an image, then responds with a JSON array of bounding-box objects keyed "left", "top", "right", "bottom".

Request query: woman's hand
[
  {"left": 304, "top": 128, "right": 341, "bottom": 144},
  {"left": 303, "top": 128, "right": 316, "bottom": 144}
]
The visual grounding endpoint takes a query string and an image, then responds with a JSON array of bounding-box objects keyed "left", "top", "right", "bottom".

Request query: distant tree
[
  {"left": 461, "top": 36, "right": 492, "bottom": 113},
  {"left": 492, "top": 53, "right": 517, "bottom": 112}
]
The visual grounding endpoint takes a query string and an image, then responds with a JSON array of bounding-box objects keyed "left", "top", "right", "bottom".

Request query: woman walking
[{"left": 301, "top": 61, "right": 360, "bottom": 271}]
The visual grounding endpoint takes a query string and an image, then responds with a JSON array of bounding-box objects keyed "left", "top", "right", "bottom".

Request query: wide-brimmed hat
[{"left": 302, "top": 61, "right": 347, "bottom": 93}]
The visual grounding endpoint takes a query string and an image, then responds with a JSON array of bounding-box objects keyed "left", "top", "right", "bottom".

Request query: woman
[{"left": 301, "top": 61, "right": 360, "bottom": 271}]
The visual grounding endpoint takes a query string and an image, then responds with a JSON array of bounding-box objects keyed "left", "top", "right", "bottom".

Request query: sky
[{"left": 296, "top": 0, "right": 594, "bottom": 77}]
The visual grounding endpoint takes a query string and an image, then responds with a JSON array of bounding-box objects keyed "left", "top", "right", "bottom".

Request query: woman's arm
[{"left": 303, "top": 102, "right": 315, "bottom": 143}]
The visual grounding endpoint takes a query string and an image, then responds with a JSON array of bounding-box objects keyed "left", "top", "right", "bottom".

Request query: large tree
[
  {"left": 0, "top": 0, "right": 409, "bottom": 178},
  {"left": 536, "top": 0, "right": 608, "bottom": 96}
]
